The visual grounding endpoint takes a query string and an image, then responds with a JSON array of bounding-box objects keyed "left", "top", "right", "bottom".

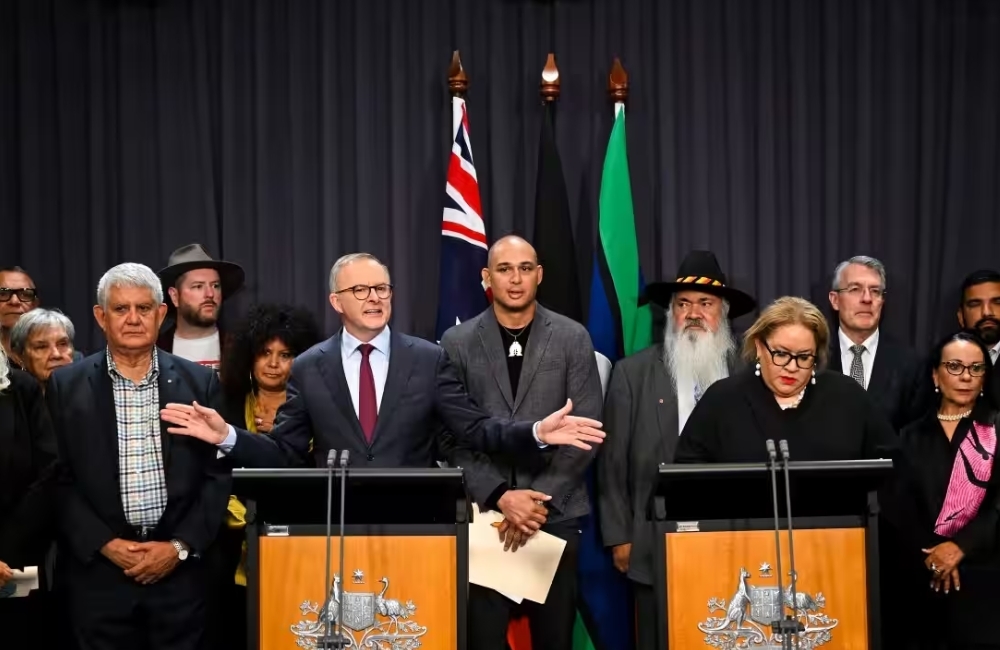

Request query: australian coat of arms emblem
[
  {"left": 697, "top": 565, "right": 837, "bottom": 649},
  {"left": 291, "top": 569, "right": 427, "bottom": 649}
]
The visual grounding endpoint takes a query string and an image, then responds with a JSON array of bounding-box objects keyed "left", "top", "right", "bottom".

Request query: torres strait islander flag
[{"left": 435, "top": 96, "right": 491, "bottom": 340}]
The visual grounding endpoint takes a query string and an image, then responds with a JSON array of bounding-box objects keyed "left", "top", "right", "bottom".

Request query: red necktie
[{"left": 358, "top": 343, "right": 377, "bottom": 442}]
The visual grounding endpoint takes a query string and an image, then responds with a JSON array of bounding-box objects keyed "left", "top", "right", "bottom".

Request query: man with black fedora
[
  {"left": 157, "top": 244, "right": 245, "bottom": 371},
  {"left": 596, "top": 250, "right": 755, "bottom": 650}
]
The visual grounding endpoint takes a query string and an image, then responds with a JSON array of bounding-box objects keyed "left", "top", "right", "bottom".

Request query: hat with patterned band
[{"left": 641, "top": 250, "right": 756, "bottom": 318}]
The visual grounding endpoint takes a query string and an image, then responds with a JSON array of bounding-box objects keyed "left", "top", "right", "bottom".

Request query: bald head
[{"left": 487, "top": 235, "right": 538, "bottom": 269}]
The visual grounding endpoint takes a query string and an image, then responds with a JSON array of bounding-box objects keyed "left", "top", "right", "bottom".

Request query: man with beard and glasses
[
  {"left": 156, "top": 244, "right": 245, "bottom": 371},
  {"left": 957, "top": 269, "right": 1000, "bottom": 402},
  {"left": 596, "top": 251, "right": 755, "bottom": 650}
]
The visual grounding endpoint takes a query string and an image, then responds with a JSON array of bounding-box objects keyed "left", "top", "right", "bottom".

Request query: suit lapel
[
  {"left": 477, "top": 311, "right": 515, "bottom": 411},
  {"left": 89, "top": 356, "right": 125, "bottom": 520},
  {"left": 372, "top": 332, "right": 415, "bottom": 443},
  {"left": 867, "top": 339, "right": 892, "bottom": 399},
  {"left": 655, "top": 346, "right": 679, "bottom": 456},
  {"left": 828, "top": 341, "right": 843, "bottom": 373},
  {"left": 513, "top": 309, "right": 553, "bottom": 412},
  {"left": 156, "top": 351, "right": 178, "bottom": 497},
  {"left": 318, "top": 333, "right": 368, "bottom": 446}
]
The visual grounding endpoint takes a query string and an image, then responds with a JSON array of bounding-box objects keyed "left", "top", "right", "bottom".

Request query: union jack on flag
[{"left": 435, "top": 96, "right": 491, "bottom": 340}]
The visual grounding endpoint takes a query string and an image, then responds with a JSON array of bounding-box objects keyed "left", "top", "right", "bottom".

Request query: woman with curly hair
[{"left": 212, "top": 303, "right": 321, "bottom": 650}]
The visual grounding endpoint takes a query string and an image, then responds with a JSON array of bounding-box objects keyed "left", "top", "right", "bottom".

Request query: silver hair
[
  {"left": 831, "top": 255, "right": 887, "bottom": 291},
  {"left": 328, "top": 253, "right": 391, "bottom": 293},
  {"left": 0, "top": 344, "right": 10, "bottom": 393},
  {"left": 10, "top": 308, "right": 76, "bottom": 355},
  {"left": 96, "top": 263, "right": 164, "bottom": 309}
]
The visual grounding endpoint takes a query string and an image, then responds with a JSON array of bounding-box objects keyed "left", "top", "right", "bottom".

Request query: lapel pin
[{"left": 658, "top": 398, "right": 664, "bottom": 404}]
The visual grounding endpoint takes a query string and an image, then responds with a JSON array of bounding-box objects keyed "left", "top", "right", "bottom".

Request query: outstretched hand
[
  {"left": 161, "top": 402, "right": 229, "bottom": 445},
  {"left": 536, "top": 399, "right": 605, "bottom": 450}
]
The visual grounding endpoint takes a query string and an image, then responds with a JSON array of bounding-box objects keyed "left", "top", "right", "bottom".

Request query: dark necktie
[
  {"left": 849, "top": 344, "right": 866, "bottom": 388},
  {"left": 358, "top": 343, "right": 377, "bottom": 442}
]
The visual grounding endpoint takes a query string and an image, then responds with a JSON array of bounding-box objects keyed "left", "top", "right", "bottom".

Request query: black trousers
[
  {"left": 634, "top": 581, "right": 659, "bottom": 650},
  {"left": 68, "top": 556, "right": 209, "bottom": 650},
  {"left": 467, "top": 523, "right": 580, "bottom": 650},
  {"left": 206, "top": 527, "right": 247, "bottom": 650}
]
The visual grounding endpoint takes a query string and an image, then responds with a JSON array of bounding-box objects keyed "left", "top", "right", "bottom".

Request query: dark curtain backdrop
[{"left": 2, "top": 0, "right": 999, "bottom": 353}]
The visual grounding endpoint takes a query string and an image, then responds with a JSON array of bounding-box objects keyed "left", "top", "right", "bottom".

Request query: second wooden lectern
[
  {"left": 653, "top": 459, "right": 892, "bottom": 650},
  {"left": 234, "top": 467, "right": 468, "bottom": 650}
]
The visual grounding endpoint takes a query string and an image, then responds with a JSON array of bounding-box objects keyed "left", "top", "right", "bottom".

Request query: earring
[
  {"left": 934, "top": 386, "right": 939, "bottom": 393},
  {"left": 755, "top": 362, "right": 761, "bottom": 377},
  {"left": 811, "top": 369, "right": 816, "bottom": 385}
]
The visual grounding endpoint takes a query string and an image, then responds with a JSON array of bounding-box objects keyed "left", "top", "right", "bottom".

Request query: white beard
[{"left": 664, "top": 314, "right": 735, "bottom": 392}]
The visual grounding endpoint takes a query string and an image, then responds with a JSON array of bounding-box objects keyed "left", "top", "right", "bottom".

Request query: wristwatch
[{"left": 171, "top": 539, "right": 190, "bottom": 561}]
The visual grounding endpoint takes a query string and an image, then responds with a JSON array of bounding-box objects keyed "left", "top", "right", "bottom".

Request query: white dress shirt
[
  {"left": 340, "top": 326, "right": 392, "bottom": 416},
  {"left": 990, "top": 341, "right": 1000, "bottom": 365},
  {"left": 839, "top": 328, "right": 880, "bottom": 389}
]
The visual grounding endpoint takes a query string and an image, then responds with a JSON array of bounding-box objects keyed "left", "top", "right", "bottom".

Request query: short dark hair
[
  {"left": 220, "top": 303, "right": 322, "bottom": 403},
  {"left": 959, "top": 269, "right": 1000, "bottom": 308},
  {"left": 928, "top": 330, "right": 998, "bottom": 419}
]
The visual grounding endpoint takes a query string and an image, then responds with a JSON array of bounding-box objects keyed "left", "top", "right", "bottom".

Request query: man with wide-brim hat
[
  {"left": 156, "top": 243, "right": 245, "bottom": 369},
  {"left": 596, "top": 250, "right": 755, "bottom": 650}
]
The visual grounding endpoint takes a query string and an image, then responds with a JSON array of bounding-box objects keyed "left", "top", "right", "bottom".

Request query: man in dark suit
[
  {"left": 47, "top": 263, "right": 231, "bottom": 650},
  {"left": 827, "top": 255, "right": 926, "bottom": 430},
  {"left": 597, "top": 251, "right": 754, "bottom": 650},
  {"left": 439, "top": 235, "right": 603, "bottom": 650},
  {"left": 161, "top": 253, "right": 605, "bottom": 496},
  {"left": 957, "top": 269, "right": 1000, "bottom": 402}
]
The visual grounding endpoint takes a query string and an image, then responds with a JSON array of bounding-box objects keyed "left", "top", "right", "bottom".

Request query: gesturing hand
[
  {"left": 123, "top": 542, "right": 181, "bottom": 585},
  {"left": 536, "top": 399, "right": 606, "bottom": 450},
  {"left": 161, "top": 402, "right": 229, "bottom": 445},
  {"left": 497, "top": 490, "right": 550, "bottom": 534},
  {"left": 0, "top": 561, "right": 13, "bottom": 587}
]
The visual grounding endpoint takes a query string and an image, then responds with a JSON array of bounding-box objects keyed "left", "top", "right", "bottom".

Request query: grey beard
[{"left": 664, "top": 319, "right": 735, "bottom": 392}]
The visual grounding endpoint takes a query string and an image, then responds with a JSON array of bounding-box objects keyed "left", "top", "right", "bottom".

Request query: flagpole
[
  {"left": 448, "top": 50, "right": 468, "bottom": 98},
  {"left": 608, "top": 57, "right": 628, "bottom": 117}
]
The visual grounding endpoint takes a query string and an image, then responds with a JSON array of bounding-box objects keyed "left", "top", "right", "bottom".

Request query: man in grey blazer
[
  {"left": 597, "top": 251, "right": 755, "bottom": 650},
  {"left": 441, "top": 235, "right": 603, "bottom": 650}
]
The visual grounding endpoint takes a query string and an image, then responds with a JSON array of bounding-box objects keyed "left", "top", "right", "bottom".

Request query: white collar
[
  {"left": 839, "top": 327, "right": 879, "bottom": 353},
  {"left": 341, "top": 326, "right": 391, "bottom": 356}
]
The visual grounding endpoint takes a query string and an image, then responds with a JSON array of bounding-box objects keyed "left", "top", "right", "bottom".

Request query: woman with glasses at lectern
[
  {"left": 674, "top": 296, "right": 897, "bottom": 464},
  {"left": 884, "top": 331, "right": 1000, "bottom": 650}
]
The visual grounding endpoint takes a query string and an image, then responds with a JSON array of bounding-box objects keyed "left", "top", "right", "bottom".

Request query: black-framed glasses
[
  {"left": 940, "top": 360, "right": 988, "bottom": 377},
  {"left": 335, "top": 284, "right": 393, "bottom": 301},
  {"left": 0, "top": 287, "right": 37, "bottom": 303},
  {"left": 762, "top": 342, "right": 817, "bottom": 369}
]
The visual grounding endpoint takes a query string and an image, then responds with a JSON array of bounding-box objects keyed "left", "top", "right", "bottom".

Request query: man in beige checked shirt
[{"left": 47, "top": 263, "right": 230, "bottom": 650}]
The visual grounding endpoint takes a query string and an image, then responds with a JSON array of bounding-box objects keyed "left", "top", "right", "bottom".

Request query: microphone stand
[
  {"left": 775, "top": 439, "right": 805, "bottom": 649},
  {"left": 321, "top": 450, "right": 338, "bottom": 650},
  {"left": 321, "top": 449, "right": 351, "bottom": 649},
  {"left": 765, "top": 439, "right": 788, "bottom": 644}
]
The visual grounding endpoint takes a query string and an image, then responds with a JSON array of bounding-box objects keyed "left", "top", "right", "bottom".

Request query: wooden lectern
[
  {"left": 234, "top": 467, "right": 469, "bottom": 650},
  {"left": 653, "top": 459, "right": 892, "bottom": 650}
]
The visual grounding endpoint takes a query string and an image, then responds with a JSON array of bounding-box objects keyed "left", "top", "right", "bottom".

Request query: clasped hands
[
  {"left": 923, "top": 541, "right": 964, "bottom": 593},
  {"left": 492, "top": 489, "right": 551, "bottom": 552},
  {"left": 0, "top": 560, "right": 12, "bottom": 588},
  {"left": 101, "top": 539, "right": 180, "bottom": 585}
]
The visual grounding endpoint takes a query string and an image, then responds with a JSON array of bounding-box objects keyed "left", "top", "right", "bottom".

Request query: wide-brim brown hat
[
  {"left": 641, "top": 250, "right": 756, "bottom": 318},
  {"left": 158, "top": 243, "right": 245, "bottom": 298}
]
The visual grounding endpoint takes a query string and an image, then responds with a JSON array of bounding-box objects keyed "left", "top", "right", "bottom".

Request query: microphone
[
  {"left": 765, "top": 439, "right": 787, "bottom": 638},
  {"left": 776, "top": 440, "right": 804, "bottom": 648},
  {"left": 322, "top": 450, "right": 338, "bottom": 649},
  {"left": 333, "top": 450, "right": 351, "bottom": 648}
]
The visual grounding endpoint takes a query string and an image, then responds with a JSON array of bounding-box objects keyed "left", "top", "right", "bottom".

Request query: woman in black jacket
[
  {"left": 886, "top": 331, "right": 1000, "bottom": 649},
  {"left": 0, "top": 346, "right": 58, "bottom": 626}
]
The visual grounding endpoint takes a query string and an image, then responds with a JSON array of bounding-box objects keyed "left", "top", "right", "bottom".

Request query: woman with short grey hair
[{"left": 9, "top": 308, "right": 76, "bottom": 387}]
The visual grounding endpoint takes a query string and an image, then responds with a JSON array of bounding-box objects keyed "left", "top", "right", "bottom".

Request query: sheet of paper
[
  {"left": 468, "top": 508, "right": 566, "bottom": 604},
  {"left": 0, "top": 566, "right": 39, "bottom": 598}
]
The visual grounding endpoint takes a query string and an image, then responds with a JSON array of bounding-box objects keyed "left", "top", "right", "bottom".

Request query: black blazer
[
  {"left": 827, "top": 331, "right": 928, "bottom": 431},
  {"left": 0, "top": 370, "right": 58, "bottom": 569},
  {"left": 46, "top": 350, "right": 231, "bottom": 565},
  {"left": 228, "top": 330, "right": 544, "bottom": 469}
]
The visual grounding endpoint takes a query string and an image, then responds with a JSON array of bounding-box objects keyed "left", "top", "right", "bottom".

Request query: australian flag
[{"left": 435, "top": 96, "right": 491, "bottom": 340}]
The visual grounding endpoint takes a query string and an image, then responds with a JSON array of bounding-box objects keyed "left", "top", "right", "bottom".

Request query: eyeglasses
[
  {"left": 762, "top": 342, "right": 817, "bottom": 369},
  {"left": 335, "top": 284, "right": 393, "bottom": 301},
  {"left": 940, "top": 360, "right": 988, "bottom": 377},
  {"left": 834, "top": 285, "right": 885, "bottom": 301},
  {"left": 0, "top": 287, "right": 38, "bottom": 303}
]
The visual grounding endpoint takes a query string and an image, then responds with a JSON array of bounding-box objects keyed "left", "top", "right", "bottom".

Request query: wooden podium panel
[
  {"left": 258, "top": 535, "right": 457, "bottom": 649},
  {"left": 665, "top": 528, "right": 868, "bottom": 649}
]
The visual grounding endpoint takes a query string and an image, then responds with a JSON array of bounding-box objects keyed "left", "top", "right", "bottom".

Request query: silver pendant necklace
[{"left": 501, "top": 323, "right": 529, "bottom": 357}]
